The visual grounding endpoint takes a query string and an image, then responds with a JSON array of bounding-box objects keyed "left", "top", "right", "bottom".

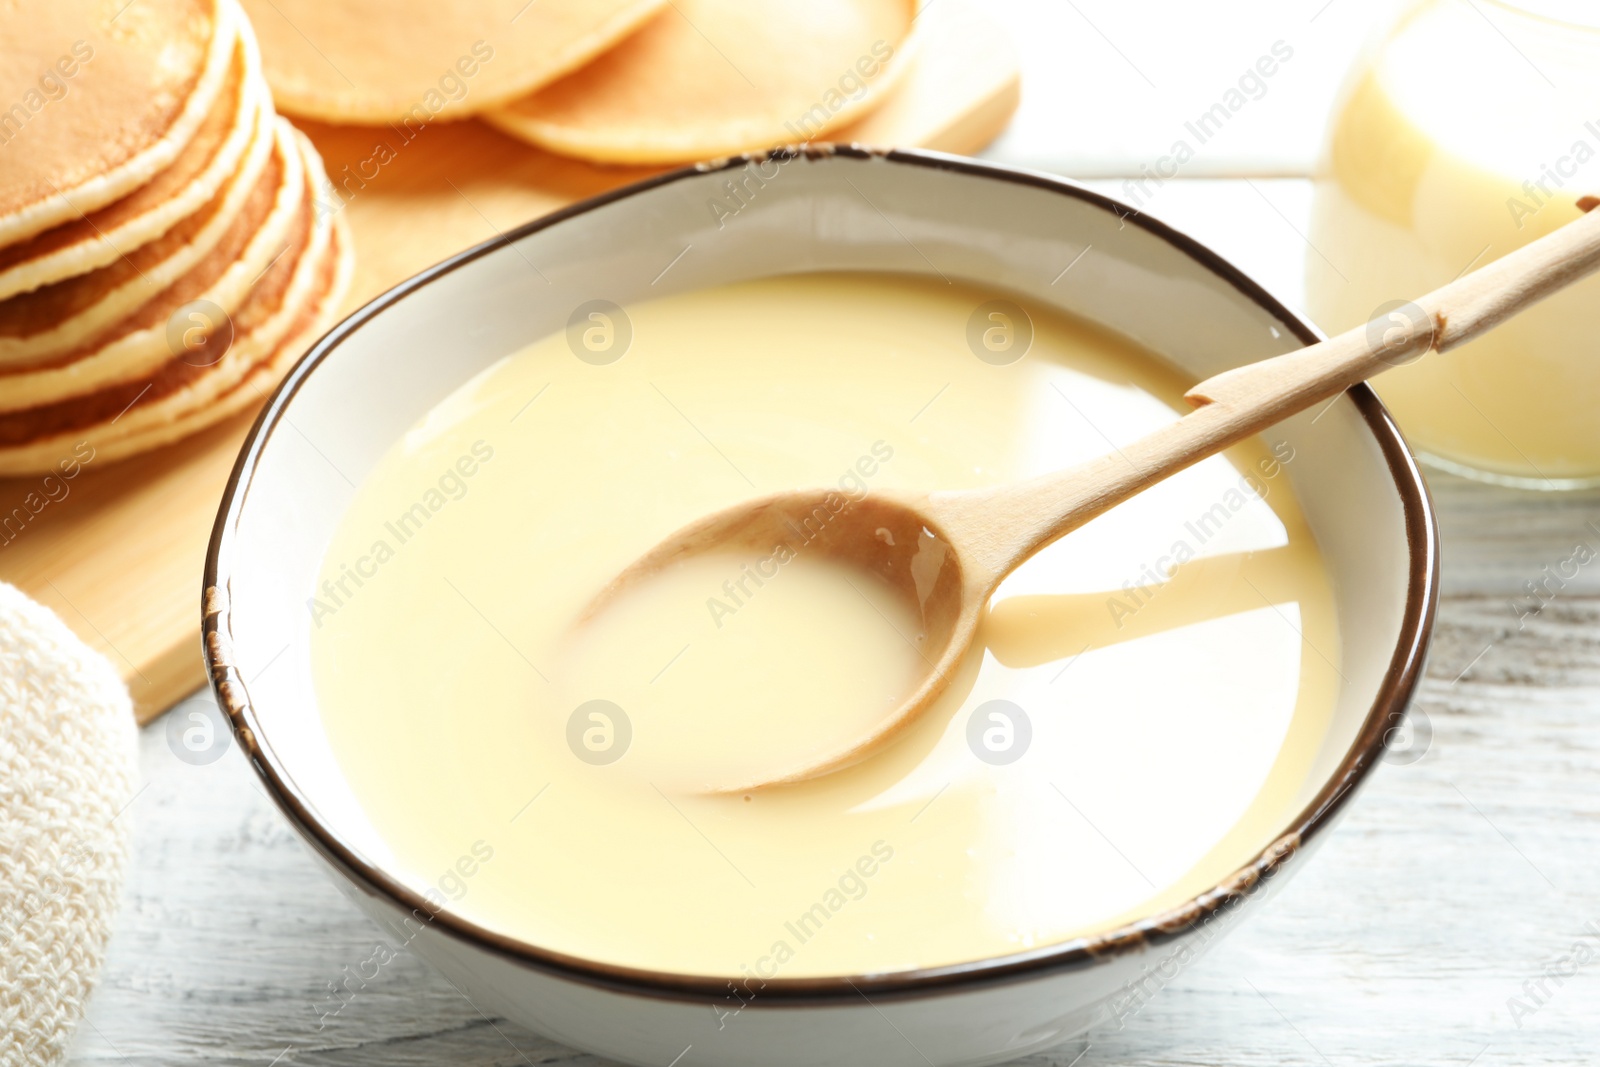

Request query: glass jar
[{"left": 1307, "top": 0, "right": 1600, "bottom": 489}]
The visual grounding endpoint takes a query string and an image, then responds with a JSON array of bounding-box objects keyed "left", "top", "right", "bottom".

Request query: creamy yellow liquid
[
  {"left": 1308, "top": 1, "right": 1600, "bottom": 484},
  {"left": 311, "top": 272, "right": 1339, "bottom": 978}
]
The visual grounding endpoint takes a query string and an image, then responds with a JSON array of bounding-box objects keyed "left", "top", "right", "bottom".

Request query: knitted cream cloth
[{"left": 0, "top": 583, "right": 137, "bottom": 1066}]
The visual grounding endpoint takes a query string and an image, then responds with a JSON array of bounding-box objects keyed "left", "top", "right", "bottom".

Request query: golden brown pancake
[
  {"left": 112, "top": 133, "right": 332, "bottom": 420},
  {"left": 79, "top": 219, "right": 350, "bottom": 467},
  {"left": 0, "top": 194, "right": 310, "bottom": 449},
  {"left": 486, "top": 0, "right": 919, "bottom": 163},
  {"left": 0, "top": 97, "right": 273, "bottom": 365},
  {"left": 0, "top": 120, "right": 304, "bottom": 412},
  {"left": 0, "top": 133, "right": 352, "bottom": 474},
  {"left": 0, "top": 27, "right": 263, "bottom": 301},
  {"left": 0, "top": 0, "right": 234, "bottom": 247},
  {"left": 240, "top": 0, "right": 668, "bottom": 124}
]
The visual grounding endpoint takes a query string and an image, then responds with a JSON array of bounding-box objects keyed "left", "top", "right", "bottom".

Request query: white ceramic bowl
[{"left": 204, "top": 147, "right": 1437, "bottom": 1067}]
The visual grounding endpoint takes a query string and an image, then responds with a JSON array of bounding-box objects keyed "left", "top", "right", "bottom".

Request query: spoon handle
[
  {"left": 1186, "top": 198, "right": 1600, "bottom": 409},
  {"left": 936, "top": 202, "right": 1600, "bottom": 587}
]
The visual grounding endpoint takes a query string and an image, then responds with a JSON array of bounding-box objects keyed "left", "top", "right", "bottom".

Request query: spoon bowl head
[{"left": 584, "top": 487, "right": 976, "bottom": 787}]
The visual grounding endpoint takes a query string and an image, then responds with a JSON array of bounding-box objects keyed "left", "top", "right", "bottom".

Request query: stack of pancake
[
  {"left": 241, "top": 0, "right": 920, "bottom": 165},
  {"left": 0, "top": 0, "right": 351, "bottom": 476}
]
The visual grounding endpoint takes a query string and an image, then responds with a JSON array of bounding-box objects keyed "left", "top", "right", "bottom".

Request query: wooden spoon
[{"left": 595, "top": 202, "right": 1600, "bottom": 793}]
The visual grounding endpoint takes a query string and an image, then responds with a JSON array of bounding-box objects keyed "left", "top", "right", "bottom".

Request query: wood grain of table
[{"left": 64, "top": 175, "right": 1600, "bottom": 1067}]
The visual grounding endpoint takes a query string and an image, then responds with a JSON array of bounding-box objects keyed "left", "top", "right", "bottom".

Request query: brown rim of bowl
[{"left": 203, "top": 143, "right": 1439, "bottom": 1007}]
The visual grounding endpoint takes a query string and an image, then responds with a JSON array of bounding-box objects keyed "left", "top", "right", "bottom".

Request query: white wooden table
[{"left": 66, "top": 4, "right": 1600, "bottom": 1061}]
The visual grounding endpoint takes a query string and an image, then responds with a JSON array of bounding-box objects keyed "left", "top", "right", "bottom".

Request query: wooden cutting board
[{"left": 0, "top": 0, "right": 1020, "bottom": 724}]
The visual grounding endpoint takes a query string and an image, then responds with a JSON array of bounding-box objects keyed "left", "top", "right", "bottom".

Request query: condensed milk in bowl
[{"left": 206, "top": 148, "right": 1437, "bottom": 1067}]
